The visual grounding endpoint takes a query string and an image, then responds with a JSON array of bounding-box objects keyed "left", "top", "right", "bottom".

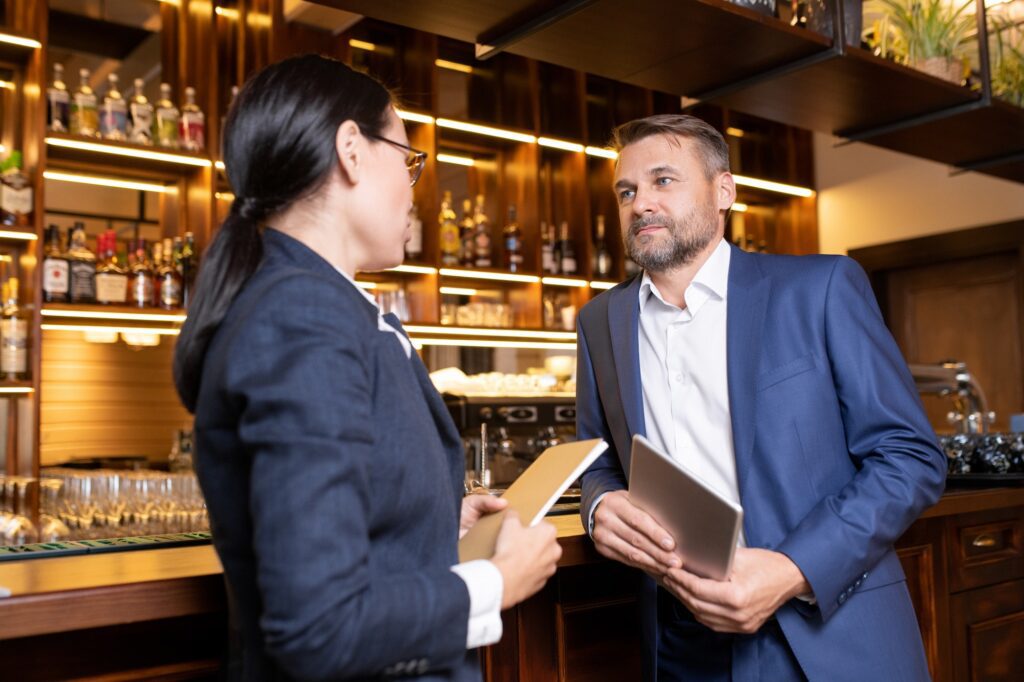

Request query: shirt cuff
[
  {"left": 587, "top": 491, "right": 612, "bottom": 536},
  {"left": 450, "top": 559, "right": 504, "bottom": 649}
]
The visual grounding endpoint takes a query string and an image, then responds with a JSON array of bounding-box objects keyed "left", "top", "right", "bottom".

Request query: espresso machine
[{"left": 443, "top": 393, "right": 578, "bottom": 492}]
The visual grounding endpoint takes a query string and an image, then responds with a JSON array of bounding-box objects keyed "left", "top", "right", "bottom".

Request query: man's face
[{"left": 613, "top": 134, "right": 729, "bottom": 273}]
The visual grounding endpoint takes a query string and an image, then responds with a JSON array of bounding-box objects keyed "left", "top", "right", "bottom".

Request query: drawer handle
[{"left": 971, "top": 535, "right": 997, "bottom": 549}]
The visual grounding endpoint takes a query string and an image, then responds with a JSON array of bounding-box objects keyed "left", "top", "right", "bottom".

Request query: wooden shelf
[
  {"left": 0, "top": 29, "right": 41, "bottom": 64},
  {"left": 44, "top": 133, "right": 212, "bottom": 176}
]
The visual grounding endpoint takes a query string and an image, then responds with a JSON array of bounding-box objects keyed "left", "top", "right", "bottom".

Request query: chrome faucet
[{"left": 908, "top": 361, "right": 995, "bottom": 434}]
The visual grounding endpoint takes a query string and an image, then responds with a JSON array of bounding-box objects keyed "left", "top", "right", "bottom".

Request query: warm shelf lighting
[
  {"left": 726, "top": 127, "right": 745, "bottom": 138},
  {"left": 436, "top": 118, "right": 536, "bottom": 144},
  {"left": 44, "top": 170, "right": 175, "bottom": 194},
  {"left": 215, "top": 191, "right": 235, "bottom": 201},
  {"left": 0, "top": 33, "right": 42, "bottom": 50},
  {"left": 435, "top": 59, "right": 473, "bottom": 74},
  {"left": 46, "top": 136, "right": 213, "bottom": 167},
  {"left": 246, "top": 12, "right": 272, "bottom": 29},
  {"left": 538, "top": 137, "right": 584, "bottom": 153},
  {"left": 387, "top": 264, "right": 438, "bottom": 275},
  {"left": 0, "top": 387, "right": 33, "bottom": 394},
  {"left": 732, "top": 202, "right": 749, "bottom": 212},
  {"left": 42, "top": 324, "right": 181, "bottom": 336},
  {"left": 439, "top": 268, "right": 540, "bottom": 284},
  {"left": 590, "top": 281, "right": 618, "bottom": 290},
  {"left": 412, "top": 338, "right": 576, "bottom": 350},
  {"left": 42, "top": 308, "right": 187, "bottom": 323},
  {"left": 404, "top": 325, "right": 575, "bottom": 341},
  {"left": 439, "top": 286, "right": 479, "bottom": 296},
  {"left": 349, "top": 39, "right": 377, "bottom": 51},
  {"left": 0, "top": 80, "right": 15, "bottom": 90},
  {"left": 214, "top": 160, "right": 226, "bottom": 170},
  {"left": 437, "top": 153, "right": 475, "bottom": 167},
  {"left": 541, "top": 276, "right": 588, "bottom": 288},
  {"left": 0, "top": 230, "right": 37, "bottom": 241},
  {"left": 585, "top": 146, "right": 618, "bottom": 159},
  {"left": 214, "top": 6, "right": 239, "bottom": 20},
  {"left": 355, "top": 281, "right": 376, "bottom": 290},
  {"left": 397, "top": 110, "right": 435, "bottom": 125},
  {"left": 733, "top": 175, "right": 814, "bottom": 198}
]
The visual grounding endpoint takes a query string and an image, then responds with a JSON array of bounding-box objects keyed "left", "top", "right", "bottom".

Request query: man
[{"left": 575, "top": 114, "right": 946, "bottom": 681}]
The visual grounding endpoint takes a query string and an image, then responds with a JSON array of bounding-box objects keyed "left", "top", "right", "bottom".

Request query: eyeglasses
[{"left": 364, "top": 132, "right": 428, "bottom": 187}]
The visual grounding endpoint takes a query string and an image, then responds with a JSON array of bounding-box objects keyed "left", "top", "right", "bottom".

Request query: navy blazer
[
  {"left": 576, "top": 245, "right": 946, "bottom": 681},
  {"left": 193, "top": 228, "right": 479, "bottom": 681}
]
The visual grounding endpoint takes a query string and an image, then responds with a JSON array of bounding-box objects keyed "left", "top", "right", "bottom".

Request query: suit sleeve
[
  {"left": 228, "top": 277, "right": 470, "bottom": 680},
  {"left": 576, "top": 316, "right": 628, "bottom": 530},
  {"left": 776, "top": 257, "right": 946, "bottom": 622}
]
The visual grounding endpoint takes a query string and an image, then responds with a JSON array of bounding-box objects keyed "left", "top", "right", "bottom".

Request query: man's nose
[{"left": 632, "top": 187, "right": 658, "bottom": 216}]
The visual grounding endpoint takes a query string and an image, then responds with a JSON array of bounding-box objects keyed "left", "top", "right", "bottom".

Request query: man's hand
[
  {"left": 591, "top": 490, "right": 680, "bottom": 576},
  {"left": 663, "top": 547, "right": 811, "bottom": 634},
  {"left": 460, "top": 492, "right": 507, "bottom": 539}
]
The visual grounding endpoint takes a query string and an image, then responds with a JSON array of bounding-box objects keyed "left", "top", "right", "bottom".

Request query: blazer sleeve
[
  {"left": 227, "top": 276, "right": 471, "bottom": 680},
  {"left": 576, "top": 316, "right": 628, "bottom": 529},
  {"left": 776, "top": 257, "right": 947, "bottom": 622}
]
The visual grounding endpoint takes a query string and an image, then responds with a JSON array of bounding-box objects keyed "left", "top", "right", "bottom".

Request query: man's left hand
[
  {"left": 662, "top": 547, "right": 811, "bottom": 634},
  {"left": 460, "top": 492, "right": 508, "bottom": 539}
]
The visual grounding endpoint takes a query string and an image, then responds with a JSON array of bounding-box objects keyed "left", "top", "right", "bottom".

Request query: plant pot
[{"left": 914, "top": 56, "right": 963, "bottom": 84}]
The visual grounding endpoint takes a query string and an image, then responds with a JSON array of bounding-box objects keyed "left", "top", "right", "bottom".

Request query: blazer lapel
[
  {"left": 608, "top": 277, "right": 646, "bottom": 443},
  {"left": 726, "top": 247, "right": 771, "bottom": 509}
]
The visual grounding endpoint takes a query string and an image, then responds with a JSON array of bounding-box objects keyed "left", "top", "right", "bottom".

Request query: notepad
[{"left": 458, "top": 438, "right": 608, "bottom": 562}]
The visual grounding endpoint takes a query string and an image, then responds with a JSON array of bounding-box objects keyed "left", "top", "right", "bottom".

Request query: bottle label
[
  {"left": 180, "top": 115, "right": 205, "bottom": 151},
  {"left": 95, "top": 272, "right": 128, "bottom": 303},
  {"left": 48, "top": 91, "right": 70, "bottom": 133},
  {"left": 542, "top": 246, "right": 555, "bottom": 274},
  {"left": 100, "top": 102, "right": 128, "bottom": 139},
  {"left": 1, "top": 318, "right": 27, "bottom": 374},
  {"left": 155, "top": 111, "right": 179, "bottom": 147},
  {"left": 561, "top": 256, "right": 577, "bottom": 274},
  {"left": 440, "top": 224, "right": 460, "bottom": 255},
  {"left": 1, "top": 185, "right": 33, "bottom": 216},
  {"left": 70, "top": 261, "right": 97, "bottom": 302},
  {"left": 129, "top": 103, "right": 154, "bottom": 145},
  {"left": 131, "top": 274, "right": 154, "bottom": 306},
  {"left": 160, "top": 277, "right": 182, "bottom": 307},
  {"left": 43, "top": 258, "right": 70, "bottom": 295},
  {"left": 71, "top": 94, "right": 99, "bottom": 136}
]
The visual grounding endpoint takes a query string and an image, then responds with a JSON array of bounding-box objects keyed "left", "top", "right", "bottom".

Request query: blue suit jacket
[
  {"left": 193, "top": 229, "right": 479, "bottom": 681},
  {"left": 576, "top": 245, "right": 946, "bottom": 681}
]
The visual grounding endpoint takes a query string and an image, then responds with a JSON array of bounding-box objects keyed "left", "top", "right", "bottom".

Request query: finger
[
  {"left": 668, "top": 567, "right": 734, "bottom": 606},
  {"left": 616, "top": 494, "right": 676, "bottom": 552},
  {"left": 600, "top": 533, "right": 675, "bottom": 575},
  {"left": 596, "top": 512, "right": 680, "bottom": 569},
  {"left": 470, "top": 494, "right": 508, "bottom": 513}
]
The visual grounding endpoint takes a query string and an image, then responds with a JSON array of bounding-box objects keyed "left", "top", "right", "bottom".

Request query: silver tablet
[{"left": 628, "top": 434, "right": 743, "bottom": 581}]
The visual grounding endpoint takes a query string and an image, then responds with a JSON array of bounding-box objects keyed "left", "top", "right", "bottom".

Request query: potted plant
[
  {"left": 990, "top": 14, "right": 1024, "bottom": 107},
  {"left": 871, "top": 0, "right": 975, "bottom": 83}
]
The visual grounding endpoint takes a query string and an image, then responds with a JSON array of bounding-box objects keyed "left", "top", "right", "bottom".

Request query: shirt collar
[
  {"left": 333, "top": 266, "right": 379, "bottom": 309},
  {"left": 639, "top": 237, "right": 731, "bottom": 314}
]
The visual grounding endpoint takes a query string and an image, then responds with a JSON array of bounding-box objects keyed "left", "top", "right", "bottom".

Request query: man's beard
[{"left": 625, "top": 201, "right": 720, "bottom": 273}]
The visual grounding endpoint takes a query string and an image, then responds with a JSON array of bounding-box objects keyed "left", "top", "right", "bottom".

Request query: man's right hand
[
  {"left": 591, "top": 490, "right": 680, "bottom": 575},
  {"left": 491, "top": 510, "right": 562, "bottom": 610}
]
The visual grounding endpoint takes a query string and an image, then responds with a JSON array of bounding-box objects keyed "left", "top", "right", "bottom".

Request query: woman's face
[{"left": 353, "top": 108, "right": 415, "bottom": 271}]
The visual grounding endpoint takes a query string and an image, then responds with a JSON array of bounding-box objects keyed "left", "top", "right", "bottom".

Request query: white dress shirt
[{"left": 336, "top": 266, "right": 504, "bottom": 648}]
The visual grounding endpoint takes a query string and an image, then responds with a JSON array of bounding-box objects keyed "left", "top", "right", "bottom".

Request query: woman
[{"left": 173, "top": 54, "right": 562, "bottom": 681}]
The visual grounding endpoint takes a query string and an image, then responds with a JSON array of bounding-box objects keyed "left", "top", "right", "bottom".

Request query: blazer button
[
  {"left": 862, "top": 571, "right": 869, "bottom": 580},
  {"left": 838, "top": 593, "right": 847, "bottom": 605}
]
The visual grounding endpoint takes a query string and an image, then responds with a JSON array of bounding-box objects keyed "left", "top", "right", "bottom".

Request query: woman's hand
[
  {"left": 460, "top": 492, "right": 508, "bottom": 539},
  {"left": 490, "top": 511, "right": 562, "bottom": 610}
]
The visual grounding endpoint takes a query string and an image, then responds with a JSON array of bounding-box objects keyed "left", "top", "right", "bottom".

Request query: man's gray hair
[{"left": 611, "top": 114, "right": 730, "bottom": 180}]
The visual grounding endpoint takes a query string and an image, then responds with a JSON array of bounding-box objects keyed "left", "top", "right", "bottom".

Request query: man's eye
[
  {"left": 656, "top": 177, "right": 673, "bottom": 186},
  {"left": 619, "top": 189, "right": 635, "bottom": 200}
]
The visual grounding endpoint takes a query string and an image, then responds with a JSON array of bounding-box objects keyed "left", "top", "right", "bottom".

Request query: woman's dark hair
[{"left": 173, "top": 54, "right": 393, "bottom": 412}]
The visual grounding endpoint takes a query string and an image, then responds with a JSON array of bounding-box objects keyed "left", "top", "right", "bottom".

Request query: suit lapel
[
  {"left": 608, "top": 277, "right": 646, "bottom": 443},
  {"left": 726, "top": 247, "right": 771, "bottom": 508}
]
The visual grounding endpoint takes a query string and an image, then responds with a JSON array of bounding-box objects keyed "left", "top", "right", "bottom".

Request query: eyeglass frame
[{"left": 363, "top": 132, "right": 428, "bottom": 187}]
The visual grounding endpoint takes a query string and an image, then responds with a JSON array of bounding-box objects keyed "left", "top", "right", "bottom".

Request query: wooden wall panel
[{"left": 39, "top": 331, "right": 189, "bottom": 466}]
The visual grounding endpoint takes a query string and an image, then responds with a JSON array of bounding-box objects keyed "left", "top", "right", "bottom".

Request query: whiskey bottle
[
  {"left": 0, "top": 152, "right": 33, "bottom": 228},
  {"left": 503, "top": 205, "right": 524, "bottom": 273},
  {"left": 100, "top": 73, "right": 128, "bottom": 141},
  {"left": 592, "top": 215, "right": 613, "bottom": 279},
  {"left": 405, "top": 204, "right": 423, "bottom": 260},
  {"left": 46, "top": 63, "right": 70, "bottom": 134},
  {"left": 67, "top": 223, "right": 96, "bottom": 304},
  {"left": 42, "top": 225, "right": 69, "bottom": 303},
  {"left": 128, "top": 238, "right": 155, "bottom": 308},
  {"left": 439, "top": 191, "right": 460, "bottom": 267},
  {"left": 473, "top": 195, "right": 493, "bottom": 269},
  {"left": 1, "top": 276, "right": 28, "bottom": 380},
  {"left": 95, "top": 230, "right": 128, "bottom": 305},
  {"left": 154, "top": 83, "right": 180, "bottom": 149},
  {"left": 128, "top": 78, "right": 154, "bottom": 146},
  {"left": 541, "top": 221, "right": 557, "bottom": 275},
  {"left": 459, "top": 199, "right": 475, "bottom": 268},
  {"left": 70, "top": 68, "right": 99, "bottom": 137},
  {"left": 557, "top": 221, "right": 577, "bottom": 276},
  {"left": 158, "top": 237, "right": 183, "bottom": 309},
  {"left": 179, "top": 86, "right": 206, "bottom": 152}
]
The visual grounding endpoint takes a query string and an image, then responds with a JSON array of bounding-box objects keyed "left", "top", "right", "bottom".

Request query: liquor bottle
[
  {"left": 180, "top": 231, "right": 197, "bottom": 308},
  {"left": 158, "top": 237, "right": 182, "bottom": 309},
  {"left": 46, "top": 63, "right": 70, "bottom": 134},
  {"left": 100, "top": 73, "right": 128, "bottom": 141},
  {"left": 70, "top": 68, "right": 99, "bottom": 137},
  {"left": 95, "top": 230, "right": 128, "bottom": 305},
  {"left": 128, "top": 238, "right": 155, "bottom": 308},
  {"left": 66, "top": 223, "right": 96, "bottom": 304},
  {"left": 503, "top": 205, "right": 524, "bottom": 273},
  {"left": 42, "top": 224, "right": 70, "bottom": 303},
  {"left": 179, "top": 86, "right": 206, "bottom": 152},
  {"left": 557, "top": 221, "right": 577, "bottom": 276},
  {"left": 473, "top": 195, "right": 493, "bottom": 269},
  {"left": 0, "top": 152, "right": 33, "bottom": 227},
  {"left": 540, "top": 221, "right": 557, "bottom": 275},
  {"left": 405, "top": 204, "right": 423, "bottom": 260},
  {"left": 154, "top": 83, "right": 180, "bottom": 149},
  {"left": 128, "top": 78, "right": 154, "bottom": 146},
  {"left": 438, "top": 191, "right": 460, "bottom": 267},
  {"left": 1, "top": 276, "right": 28, "bottom": 380},
  {"left": 459, "top": 199, "right": 475, "bottom": 268},
  {"left": 592, "top": 215, "right": 613, "bottom": 279}
]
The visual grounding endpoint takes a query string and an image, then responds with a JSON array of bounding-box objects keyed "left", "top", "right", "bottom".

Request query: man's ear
[
  {"left": 336, "top": 120, "right": 362, "bottom": 186},
  {"left": 717, "top": 172, "right": 737, "bottom": 212}
]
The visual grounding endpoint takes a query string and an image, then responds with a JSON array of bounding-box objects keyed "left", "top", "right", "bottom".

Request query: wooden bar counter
[{"left": 0, "top": 488, "right": 1021, "bottom": 681}]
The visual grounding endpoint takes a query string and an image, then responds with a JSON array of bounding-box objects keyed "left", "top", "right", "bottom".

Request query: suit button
[
  {"left": 838, "top": 593, "right": 847, "bottom": 605},
  {"left": 862, "top": 571, "right": 869, "bottom": 580}
]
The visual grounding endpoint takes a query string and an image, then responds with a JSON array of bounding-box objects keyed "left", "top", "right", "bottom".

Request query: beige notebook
[{"left": 458, "top": 438, "right": 608, "bottom": 562}]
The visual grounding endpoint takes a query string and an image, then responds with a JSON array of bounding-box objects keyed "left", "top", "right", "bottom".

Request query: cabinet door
[
  {"left": 950, "top": 579, "right": 1024, "bottom": 682},
  {"left": 897, "top": 517, "right": 952, "bottom": 682}
]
